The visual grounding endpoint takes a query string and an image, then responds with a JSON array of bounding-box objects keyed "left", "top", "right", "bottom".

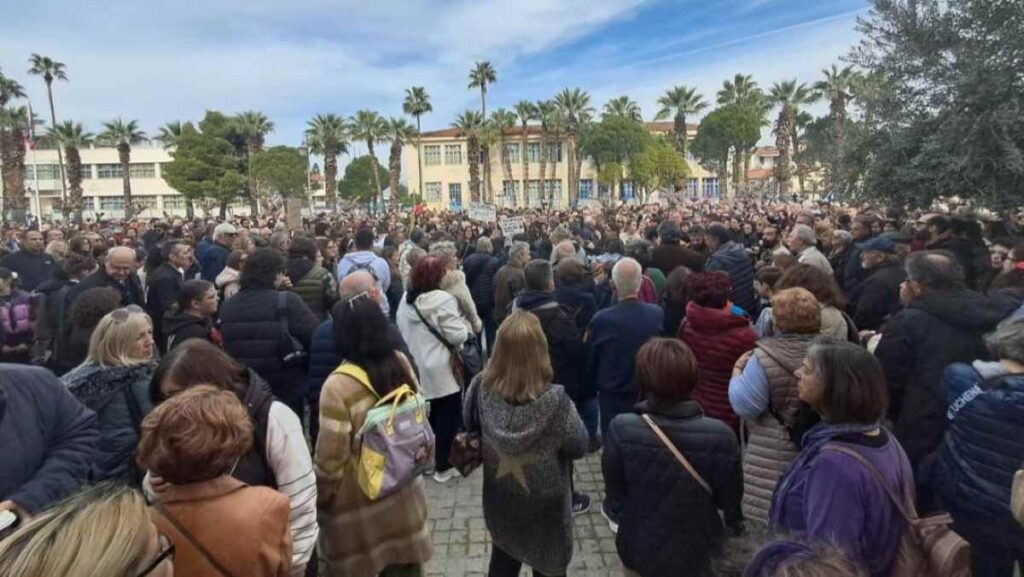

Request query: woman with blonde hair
[
  {"left": 139, "top": 385, "right": 292, "bottom": 577},
  {"left": 62, "top": 306, "right": 157, "bottom": 482},
  {"left": 464, "top": 311, "right": 587, "bottom": 577},
  {"left": 0, "top": 483, "right": 174, "bottom": 577}
]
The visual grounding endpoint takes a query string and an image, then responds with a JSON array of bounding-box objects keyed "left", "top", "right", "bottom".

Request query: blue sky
[{"left": 0, "top": 0, "right": 870, "bottom": 158}]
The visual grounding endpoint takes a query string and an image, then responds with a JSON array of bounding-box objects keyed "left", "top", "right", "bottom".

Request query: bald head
[
  {"left": 339, "top": 270, "right": 380, "bottom": 303},
  {"left": 612, "top": 257, "right": 642, "bottom": 298},
  {"left": 105, "top": 246, "right": 137, "bottom": 282}
]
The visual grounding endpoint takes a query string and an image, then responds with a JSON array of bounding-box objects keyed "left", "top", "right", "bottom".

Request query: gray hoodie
[{"left": 464, "top": 375, "right": 587, "bottom": 575}]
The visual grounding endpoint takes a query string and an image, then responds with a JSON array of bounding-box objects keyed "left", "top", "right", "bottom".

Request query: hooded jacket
[
  {"left": 513, "top": 291, "right": 586, "bottom": 401},
  {"left": 286, "top": 257, "right": 337, "bottom": 322},
  {"left": 161, "top": 311, "right": 215, "bottom": 353},
  {"left": 875, "top": 288, "right": 1016, "bottom": 467},
  {"left": 463, "top": 252, "right": 500, "bottom": 319},
  {"left": 336, "top": 251, "right": 390, "bottom": 316},
  {"left": 706, "top": 241, "right": 756, "bottom": 315},
  {"left": 396, "top": 290, "right": 469, "bottom": 400},
  {"left": 463, "top": 376, "right": 587, "bottom": 576},
  {"left": 62, "top": 361, "right": 157, "bottom": 482},
  {"left": 848, "top": 261, "right": 906, "bottom": 332}
]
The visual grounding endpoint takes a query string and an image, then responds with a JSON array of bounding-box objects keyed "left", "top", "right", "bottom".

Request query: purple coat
[{"left": 769, "top": 423, "right": 912, "bottom": 577}]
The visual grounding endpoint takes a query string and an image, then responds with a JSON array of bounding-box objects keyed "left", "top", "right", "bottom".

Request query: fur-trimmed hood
[{"left": 62, "top": 361, "right": 158, "bottom": 406}]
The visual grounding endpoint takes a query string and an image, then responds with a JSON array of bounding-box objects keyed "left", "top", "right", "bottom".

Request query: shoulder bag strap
[
  {"left": 822, "top": 443, "right": 915, "bottom": 522},
  {"left": 642, "top": 414, "right": 712, "bottom": 495},
  {"left": 155, "top": 504, "right": 241, "bottom": 577},
  {"left": 411, "top": 302, "right": 456, "bottom": 354}
]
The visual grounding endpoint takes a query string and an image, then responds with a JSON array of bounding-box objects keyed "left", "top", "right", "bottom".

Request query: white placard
[
  {"left": 468, "top": 202, "right": 496, "bottom": 223},
  {"left": 499, "top": 215, "right": 525, "bottom": 237}
]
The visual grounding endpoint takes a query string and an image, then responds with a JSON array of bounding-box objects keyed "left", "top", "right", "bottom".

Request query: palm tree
[
  {"left": 98, "top": 118, "right": 146, "bottom": 220},
  {"left": 513, "top": 101, "right": 536, "bottom": 207},
  {"left": 468, "top": 61, "right": 497, "bottom": 117},
  {"left": 305, "top": 114, "right": 349, "bottom": 212},
  {"left": 385, "top": 117, "right": 416, "bottom": 206},
  {"left": 538, "top": 101, "right": 567, "bottom": 206},
  {"left": 154, "top": 121, "right": 197, "bottom": 150},
  {"left": 402, "top": 86, "right": 432, "bottom": 199},
  {"left": 654, "top": 85, "right": 708, "bottom": 158},
  {"left": 48, "top": 121, "right": 93, "bottom": 223},
  {"left": 815, "top": 64, "right": 858, "bottom": 124},
  {"left": 717, "top": 74, "right": 759, "bottom": 106},
  {"left": 768, "top": 80, "right": 815, "bottom": 196},
  {"left": 451, "top": 111, "right": 485, "bottom": 203},
  {"left": 602, "top": 96, "right": 643, "bottom": 122},
  {"left": 0, "top": 70, "right": 27, "bottom": 219},
  {"left": 554, "top": 88, "right": 594, "bottom": 207},
  {"left": 28, "top": 54, "right": 69, "bottom": 207},
  {"left": 349, "top": 110, "right": 389, "bottom": 211},
  {"left": 717, "top": 74, "right": 769, "bottom": 185},
  {"left": 0, "top": 71, "right": 26, "bottom": 107},
  {"left": 236, "top": 110, "right": 275, "bottom": 216},
  {"left": 490, "top": 109, "right": 518, "bottom": 199},
  {"left": 0, "top": 107, "right": 29, "bottom": 220}
]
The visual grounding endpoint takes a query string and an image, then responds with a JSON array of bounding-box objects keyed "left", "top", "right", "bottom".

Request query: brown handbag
[
  {"left": 823, "top": 444, "right": 971, "bottom": 577},
  {"left": 449, "top": 378, "right": 483, "bottom": 477}
]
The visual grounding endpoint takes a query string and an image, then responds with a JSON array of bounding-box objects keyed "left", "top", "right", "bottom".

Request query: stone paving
[{"left": 422, "top": 451, "right": 623, "bottom": 576}]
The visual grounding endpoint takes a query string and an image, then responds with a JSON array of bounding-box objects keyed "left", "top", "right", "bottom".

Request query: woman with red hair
[{"left": 678, "top": 272, "right": 756, "bottom": 433}]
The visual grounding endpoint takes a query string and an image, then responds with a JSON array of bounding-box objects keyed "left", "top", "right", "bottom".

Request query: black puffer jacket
[
  {"left": 875, "top": 288, "right": 1016, "bottom": 467},
  {"left": 463, "top": 252, "right": 499, "bottom": 320},
  {"left": 603, "top": 400, "right": 742, "bottom": 577},
  {"left": 706, "top": 241, "right": 756, "bottom": 315},
  {"left": 219, "top": 289, "right": 319, "bottom": 408},
  {"left": 848, "top": 261, "right": 906, "bottom": 331},
  {"left": 513, "top": 291, "right": 586, "bottom": 401},
  {"left": 162, "top": 312, "right": 214, "bottom": 352}
]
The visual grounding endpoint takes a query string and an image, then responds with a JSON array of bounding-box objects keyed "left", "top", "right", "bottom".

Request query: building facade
[{"left": 402, "top": 121, "right": 795, "bottom": 211}]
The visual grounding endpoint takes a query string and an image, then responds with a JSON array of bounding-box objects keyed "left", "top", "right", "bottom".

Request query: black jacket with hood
[
  {"left": 513, "top": 290, "right": 586, "bottom": 402},
  {"left": 161, "top": 312, "right": 214, "bottom": 353}
]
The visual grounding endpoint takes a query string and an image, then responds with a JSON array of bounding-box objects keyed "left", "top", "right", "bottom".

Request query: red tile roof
[
  {"left": 753, "top": 146, "right": 780, "bottom": 157},
  {"left": 745, "top": 168, "right": 774, "bottom": 180}
]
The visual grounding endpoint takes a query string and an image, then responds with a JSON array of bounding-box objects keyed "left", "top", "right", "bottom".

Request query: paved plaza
[{"left": 423, "top": 451, "right": 623, "bottom": 576}]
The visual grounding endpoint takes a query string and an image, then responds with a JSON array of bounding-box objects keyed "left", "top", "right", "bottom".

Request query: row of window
[
  {"left": 76, "top": 195, "right": 187, "bottom": 212},
  {"left": 422, "top": 143, "right": 562, "bottom": 167},
  {"left": 27, "top": 163, "right": 162, "bottom": 180}
]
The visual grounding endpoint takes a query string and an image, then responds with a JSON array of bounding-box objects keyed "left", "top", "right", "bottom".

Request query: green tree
[
  {"left": 48, "top": 121, "right": 93, "bottom": 223},
  {"left": 554, "top": 88, "right": 594, "bottom": 206},
  {"left": 98, "top": 118, "right": 147, "bottom": 220},
  {"left": 235, "top": 110, "right": 275, "bottom": 216},
  {"left": 579, "top": 116, "right": 652, "bottom": 201},
  {"left": 691, "top": 108, "right": 734, "bottom": 198},
  {"left": 654, "top": 85, "right": 708, "bottom": 158},
  {"left": 602, "top": 96, "right": 643, "bottom": 122},
  {"left": 402, "top": 86, "right": 432, "bottom": 199},
  {"left": 629, "top": 138, "right": 690, "bottom": 200},
  {"left": 155, "top": 121, "right": 194, "bottom": 150},
  {"left": 0, "top": 107, "right": 29, "bottom": 220},
  {"left": 161, "top": 127, "right": 245, "bottom": 218},
  {"left": 468, "top": 61, "right": 497, "bottom": 117},
  {"left": 768, "top": 80, "right": 816, "bottom": 195},
  {"left": 251, "top": 146, "right": 307, "bottom": 200},
  {"left": 339, "top": 154, "right": 389, "bottom": 206},
  {"left": 717, "top": 74, "right": 768, "bottom": 184},
  {"left": 305, "top": 114, "right": 349, "bottom": 211},
  {"left": 490, "top": 108, "right": 518, "bottom": 197},
  {"left": 28, "top": 54, "right": 69, "bottom": 206},
  {"left": 452, "top": 111, "right": 485, "bottom": 202},
  {"left": 349, "top": 110, "right": 388, "bottom": 210},
  {"left": 513, "top": 100, "right": 537, "bottom": 204}
]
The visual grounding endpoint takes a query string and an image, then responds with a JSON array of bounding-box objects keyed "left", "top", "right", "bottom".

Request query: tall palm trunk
[
  {"left": 520, "top": 126, "right": 529, "bottom": 208},
  {"left": 566, "top": 136, "right": 577, "bottom": 207},
  {"left": 467, "top": 137, "right": 481, "bottom": 203},
  {"left": 732, "top": 148, "right": 742, "bottom": 190},
  {"left": 718, "top": 155, "right": 731, "bottom": 200},
  {"left": 118, "top": 144, "right": 133, "bottom": 220},
  {"left": 44, "top": 80, "right": 69, "bottom": 209},
  {"left": 247, "top": 141, "right": 259, "bottom": 217},
  {"left": 743, "top": 147, "right": 752, "bottom": 184},
  {"left": 65, "top": 144, "right": 84, "bottom": 224},
  {"left": 548, "top": 133, "right": 560, "bottom": 206},
  {"left": 389, "top": 138, "right": 402, "bottom": 205},
  {"left": 324, "top": 146, "right": 338, "bottom": 211},
  {"left": 500, "top": 136, "right": 513, "bottom": 198},
  {"left": 537, "top": 132, "right": 547, "bottom": 208},
  {"left": 775, "top": 112, "right": 793, "bottom": 196},
  {"left": 366, "top": 141, "right": 383, "bottom": 212},
  {"left": 1, "top": 126, "right": 28, "bottom": 221},
  {"left": 674, "top": 113, "right": 686, "bottom": 155},
  {"left": 790, "top": 125, "right": 806, "bottom": 194},
  {"left": 415, "top": 116, "right": 424, "bottom": 202}
]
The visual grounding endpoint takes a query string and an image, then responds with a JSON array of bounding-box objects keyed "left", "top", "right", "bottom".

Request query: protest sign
[{"left": 468, "top": 202, "right": 496, "bottom": 223}]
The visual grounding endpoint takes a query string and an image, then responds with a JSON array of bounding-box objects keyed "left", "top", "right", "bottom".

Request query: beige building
[{"left": 403, "top": 121, "right": 794, "bottom": 210}]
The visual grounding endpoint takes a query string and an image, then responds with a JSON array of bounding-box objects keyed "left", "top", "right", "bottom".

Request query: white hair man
[{"left": 786, "top": 224, "right": 833, "bottom": 274}]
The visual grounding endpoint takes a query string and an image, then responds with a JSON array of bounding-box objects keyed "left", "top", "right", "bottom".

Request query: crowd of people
[{"left": 1, "top": 198, "right": 1023, "bottom": 577}]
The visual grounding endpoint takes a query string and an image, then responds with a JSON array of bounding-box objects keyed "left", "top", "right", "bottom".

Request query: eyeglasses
[
  {"left": 344, "top": 291, "right": 371, "bottom": 309},
  {"left": 136, "top": 532, "right": 175, "bottom": 577},
  {"left": 110, "top": 305, "right": 145, "bottom": 322}
]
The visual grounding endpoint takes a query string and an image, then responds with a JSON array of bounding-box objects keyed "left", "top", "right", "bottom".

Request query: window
[
  {"left": 528, "top": 180, "right": 542, "bottom": 207},
  {"left": 444, "top": 144, "right": 462, "bottom": 165},
  {"left": 702, "top": 178, "right": 720, "bottom": 198},
  {"left": 503, "top": 143, "right": 520, "bottom": 164},
  {"left": 162, "top": 196, "right": 185, "bottom": 210},
  {"left": 448, "top": 183, "right": 463, "bottom": 209},
  {"left": 758, "top": 156, "right": 766, "bottom": 166},
  {"left": 686, "top": 178, "right": 699, "bottom": 199},
  {"left": 32, "top": 164, "right": 61, "bottom": 180},
  {"left": 80, "top": 165, "right": 93, "bottom": 180},
  {"left": 545, "top": 143, "right": 562, "bottom": 163},
  {"left": 99, "top": 197, "right": 125, "bottom": 211},
  {"left": 134, "top": 196, "right": 158, "bottom": 211},
  {"left": 97, "top": 163, "right": 124, "bottom": 179},
  {"left": 501, "top": 180, "right": 520, "bottom": 207},
  {"left": 578, "top": 179, "right": 594, "bottom": 200},
  {"left": 82, "top": 197, "right": 96, "bottom": 212},
  {"left": 424, "top": 145, "right": 441, "bottom": 166},
  {"left": 545, "top": 180, "right": 563, "bottom": 206},
  {"left": 621, "top": 180, "right": 635, "bottom": 200},
  {"left": 129, "top": 163, "right": 156, "bottom": 178},
  {"left": 526, "top": 142, "right": 541, "bottom": 163},
  {"left": 424, "top": 182, "right": 442, "bottom": 202},
  {"left": 598, "top": 183, "right": 611, "bottom": 199}
]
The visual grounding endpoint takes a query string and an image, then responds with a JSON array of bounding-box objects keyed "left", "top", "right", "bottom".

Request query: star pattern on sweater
[{"left": 494, "top": 450, "right": 537, "bottom": 493}]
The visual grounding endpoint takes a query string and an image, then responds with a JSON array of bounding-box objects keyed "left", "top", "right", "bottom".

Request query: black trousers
[
  {"left": 429, "top": 391, "right": 463, "bottom": 472},
  {"left": 488, "top": 545, "right": 565, "bottom": 577}
]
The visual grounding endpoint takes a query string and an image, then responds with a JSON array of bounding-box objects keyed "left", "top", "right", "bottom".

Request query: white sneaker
[
  {"left": 432, "top": 469, "right": 460, "bottom": 484},
  {"left": 601, "top": 505, "right": 619, "bottom": 534}
]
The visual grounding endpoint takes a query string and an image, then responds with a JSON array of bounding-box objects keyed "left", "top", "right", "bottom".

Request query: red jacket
[{"left": 679, "top": 302, "right": 756, "bottom": 432}]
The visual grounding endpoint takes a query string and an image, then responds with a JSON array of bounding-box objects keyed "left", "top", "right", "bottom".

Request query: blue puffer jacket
[
  {"left": 705, "top": 241, "right": 756, "bottom": 315},
  {"left": 932, "top": 361, "right": 1024, "bottom": 541}
]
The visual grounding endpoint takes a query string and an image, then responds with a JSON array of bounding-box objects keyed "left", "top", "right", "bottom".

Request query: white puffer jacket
[{"left": 396, "top": 290, "right": 470, "bottom": 400}]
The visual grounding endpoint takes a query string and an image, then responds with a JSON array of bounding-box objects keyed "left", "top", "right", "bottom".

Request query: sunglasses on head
[{"left": 110, "top": 305, "right": 145, "bottom": 322}]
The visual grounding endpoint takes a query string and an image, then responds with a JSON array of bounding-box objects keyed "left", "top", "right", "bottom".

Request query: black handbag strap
[
  {"left": 156, "top": 503, "right": 241, "bottom": 577},
  {"left": 411, "top": 302, "right": 457, "bottom": 354},
  {"left": 276, "top": 290, "right": 289, "bottom": 343}
]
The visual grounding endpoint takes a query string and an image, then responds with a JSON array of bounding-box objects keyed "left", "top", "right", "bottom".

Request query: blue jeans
[{"left": 577, "top": 397, "right": 599, "bottom": 439}]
